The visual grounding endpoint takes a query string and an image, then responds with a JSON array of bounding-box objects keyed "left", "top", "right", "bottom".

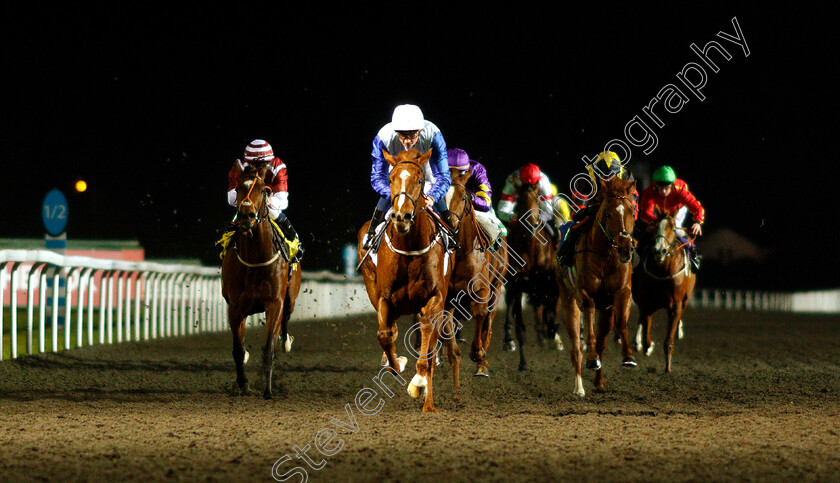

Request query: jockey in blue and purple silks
[
  {"left": 446, "top": 148, "right": 507, "bottom": 249},
  {"left": 362, "top": 104, "right": 458, "bottom": 250}
]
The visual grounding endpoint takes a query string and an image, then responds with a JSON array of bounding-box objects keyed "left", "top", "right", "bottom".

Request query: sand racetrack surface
[{"left": 1, "top": 307, "right": 839, "bottom": 482}]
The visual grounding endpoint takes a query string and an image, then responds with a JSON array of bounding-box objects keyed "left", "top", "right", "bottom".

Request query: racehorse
[
  {"left": 357, "top": 148, "right": 458, "bottom": 413},
  {"left": 631, "top": 213, "right": 696, "bottom": 373},
  {"left": 221, "top": 163, "right": 302, "bottom": 399},
  {"left": 445, "top": 167, "right": 509, "bottom": 377},
  {"left": 555, "top": 176, "right": 637, "bottom": 396},
  {"left": 503, "top": 181, "right": 560, "bottom": 371}
]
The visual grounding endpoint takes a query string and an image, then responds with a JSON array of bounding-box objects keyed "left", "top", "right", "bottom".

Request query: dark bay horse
[
  {"left": 446, "top": 167, "right": 509, "bottom": 377},
  {"left": 631, "top": 213, "right": 696, "bottom": 372},
  {"left": 357, "top": 148, "right": 458, "bottom": 413},
  {"left": 221, "top": 164, "right": 302, "bottom": 399},
  {"left": 555, "top": 177, "right": 636, "bottom": 396},
  {"left": 503, "top": 182, "right": 560, "bottom": 371}
]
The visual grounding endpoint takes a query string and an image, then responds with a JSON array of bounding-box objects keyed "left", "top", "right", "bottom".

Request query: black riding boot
[
  {"left": 363, "top": 208, "right": 386, "bottom": 250},
  {"left": 689, "top": 246, "right": 702, "bottom": 271},
  {"left": 556, "top": 225, "right": 584, "bottom": 266},
  {"left": 276, "top": 216, "right": 304, "bottom": 260},
  {"left": 439, "top": 209, "right": 460, "bottom": 251}
]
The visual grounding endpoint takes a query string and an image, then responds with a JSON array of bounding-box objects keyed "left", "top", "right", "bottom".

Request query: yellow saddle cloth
[{"left": 216, "top": 219, "right": 300, "bottom": 263}]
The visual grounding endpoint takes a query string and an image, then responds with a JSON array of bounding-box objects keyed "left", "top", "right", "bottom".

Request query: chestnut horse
[
  {"left": 446, "top": 167, "right": 509, "bottom": 377},
  {"left": 555, "top": 177, "right": 637, "bottom": 396},
  {"left": 503, "top": 182, "right": 560, "bottom": 371},
  {"left": 631, "top": 213, "right": 696, "bottom": 372},
  {"left": 356, "top": 148, "right": 458, "bottom": 412},
  {"left": 221, "top": 163, "right": 302, "bottom": 399}
]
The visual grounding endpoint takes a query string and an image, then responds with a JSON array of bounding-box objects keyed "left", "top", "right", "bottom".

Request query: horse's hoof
[
  {"left": 421, "top": 405, "right": 439, "bottom": 413},
  {"left": 380, "top": 352, "right": 388, "bottom": 367},
  {"left": 396, "top": 356, "right": 407, "bottom": 373},
  {"left": 586, "top": 358, "right": 601, "bottom": 370},
  {"left": 517, "top": 363, "right": 527, "bottom": 372},
  {"left": 283, "top": 335, "right": 294, "bottom": 353},
  {"left": 622, "top": 357, "right": 637, "bottom": 368},
  {"left": 502, "top": 340, "right": 516, "bottom": 352},
  {"left": 474, "top": 366, "right": 490, "bottom": 377},
  {"left": 645, "top": 342, "right": 655, "bottom": 357},
  {"left": 435, "top": 356, "right": 441, "bottom": 366},
  {"left": 553, "top": 333, "right": 564, "bottom": 351},
  {"left": 407, "top": 374, "right": 428, "bottom": 398},
  {"left": 243, "top": 351, "right": 250, "bottom": 365},
  {"left": 594, "top": 385, "right": 606, "bottom": 394},
  {"left": 263, "top": 389, "right": 273, "bottom": 400}
]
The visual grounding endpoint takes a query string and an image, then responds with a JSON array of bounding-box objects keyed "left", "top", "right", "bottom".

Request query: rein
[
  {"left": 234, "top": 172, "right": 280, "bottom": 268},
  {"left": 594, "top": 194, "right": 635, "bottom": 251}
]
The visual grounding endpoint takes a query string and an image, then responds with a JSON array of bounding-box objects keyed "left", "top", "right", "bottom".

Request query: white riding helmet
[{"left": 391, "top": 104, "right": 425, "bottom": 131}]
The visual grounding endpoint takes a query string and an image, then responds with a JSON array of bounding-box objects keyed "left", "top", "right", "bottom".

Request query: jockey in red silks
[
  {"left": 638, "top": 165, "right": 705, "bottom": 270},
  {"left": 362, "top": 104, "right": 458, "bottom": 251},
  {"left": 446, "top": 147, "right": 507, "bottom": 250},
  {"left": 496, "top": 163, "right": 558, "bottom": 245},
  {"left": 220, "top": 139, "right": 303, "bottom": 259}
]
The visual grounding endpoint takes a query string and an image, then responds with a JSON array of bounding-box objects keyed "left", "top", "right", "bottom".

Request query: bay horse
[
  {"left": 555, "top": 176, "right": 637, "bottom": 396},
  {"left": 446, "top": 167, "right": 509, "bottom": 377},
  {"left": 356, "top": 148, "right": 458, "bottom": 413},
  {"left": 221, "top": 163, "right": 302, "bottom": 399},
  {"left": 631, "top": 213, "right": 696, "bottom": 372},
  {"left": 503, "top": 181, "right": 560, "bottom": 371}
]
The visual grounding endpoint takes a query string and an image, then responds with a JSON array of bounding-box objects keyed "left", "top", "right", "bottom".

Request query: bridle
[
  {"left": 234, "top": 170, "right": 279, "bottom": 268},
  {"left": 642, "top": 217, "right": 693, "bottom": 279},
  {"left": 595, "top": 194, "right": 636, "bottom": 252},
  {"left": 391, "top": 160, "right": 426, "bottom": 223}
]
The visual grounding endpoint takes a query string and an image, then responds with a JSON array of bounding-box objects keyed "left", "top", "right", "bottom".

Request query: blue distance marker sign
[{"left": 42, "top": 189, "right": 69, "bottom": 236}]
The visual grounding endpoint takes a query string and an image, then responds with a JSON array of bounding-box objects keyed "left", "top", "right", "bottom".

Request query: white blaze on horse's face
[
  {"left": 396, "top": 169, "right": 411, "bottom": 210},
  {"left": 655, "top": 218, "right": 670, "bottom": 262}
]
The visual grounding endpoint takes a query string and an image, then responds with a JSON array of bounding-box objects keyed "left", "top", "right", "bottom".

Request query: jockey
[
  {"left": 362, "top": 104, "right": 458, "bottom": 251},
  {"left": 446, "top": 147, "right": 507, "bottom": 250},
  {"left": 556, "top": 151, "right": 637, "bottom": 266},
  {"left": 496, "top": 163, "right": 558, "bottom": 245},
  {"left": 638, "top": 165, "right": 705, "bottom": 270},
  {"left": 222, "top": 139, "right": 303, "bottom": 260}
]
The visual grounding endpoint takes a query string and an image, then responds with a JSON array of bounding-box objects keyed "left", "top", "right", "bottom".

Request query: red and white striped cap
[{"left": 243, "top": 139, "right": 275, "bottom": 162}]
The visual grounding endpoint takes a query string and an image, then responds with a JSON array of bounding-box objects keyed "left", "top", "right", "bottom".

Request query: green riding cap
[{"left": 652, "top": 165, "right": 676, "bottom": 184}]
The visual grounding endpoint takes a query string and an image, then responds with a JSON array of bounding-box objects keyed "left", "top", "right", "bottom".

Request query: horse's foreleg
[
  {"left": 593, "top": 307, "right": 614, "bottom": 392},
  {"left": 502, "top": 289, "right": 517, "bottom": 351},
  {"left": 664, "top": 302, "right": 685, "bottom": 373},
  {"left": 262, "top": 300, "right": 284, "bottom": 399},
  {"left": 376, "top": 299, "right": 406, "bottom": 373},
  {"left": 471, "top": 302, "right": 492, "bottom": 377},
  {"left": 408, "top": 294, "right": 445, "bottom": 412},
  {"left": 638, "top": 309, "right": 655, "bottom": 357},
  {"left": 228, "top": 306, "right": 249, "bottom": 393},
  {"left": 583, "top": 302, "right": 600, "bottom": 370},
  {"left": 441, "top": 313, "right": 462, "bottom": 392},
  {"left": 615, "top": 292, "right": 636, "bottom": 368},
  {"left": 562, "top": 299, "right": 585, "bottom": 397},
  {"left": 513, "top": 293, "right": 527, "bottom": 371}
]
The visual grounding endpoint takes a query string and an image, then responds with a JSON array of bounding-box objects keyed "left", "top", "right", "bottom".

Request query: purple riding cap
[{"left": 447, "top": 148, "right": 492, "bottom": 212}]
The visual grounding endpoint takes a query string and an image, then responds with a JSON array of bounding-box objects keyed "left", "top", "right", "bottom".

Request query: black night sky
[{"left": 2, "top": 5, "right": 837, "bottom": 290}]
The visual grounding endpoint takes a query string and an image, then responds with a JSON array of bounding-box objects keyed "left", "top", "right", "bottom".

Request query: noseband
[
  {"left": 391, "top": 160, "right": 427, "bottom": 222},
  {"left": 596, "top": 194, "right": 636, "bottom": 252}
]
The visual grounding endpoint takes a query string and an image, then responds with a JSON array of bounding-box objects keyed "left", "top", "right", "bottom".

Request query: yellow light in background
[{"left": 75, "top": 180, "right": 87, "bottom": 192}]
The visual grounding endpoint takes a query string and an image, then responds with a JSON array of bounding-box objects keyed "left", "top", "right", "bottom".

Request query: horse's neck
[
  {"left": 456, "top": 210, "right": 477, "bottom": 247},
  {"left": 239, "top": 223, "right": 274, "bottom": 258},
  {"left": 388, "top": 212, "right": 436, "bottom": 249}
]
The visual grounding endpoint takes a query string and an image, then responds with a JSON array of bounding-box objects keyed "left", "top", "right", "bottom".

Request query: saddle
[{"left": 215, "top": 220, "right": 301, "bottom": 264}]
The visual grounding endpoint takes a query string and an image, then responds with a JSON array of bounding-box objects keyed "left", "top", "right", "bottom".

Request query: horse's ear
[
  {"left": 382, "top": 150, "right": 397, "bottom": 167},
  {"left": 236, "top": 160, "right": 244, "bottom": 173},
  {"left": 625, "top": 179, "right": 636, "bottom": 196},
  {"left": 418, "top": 148, "right": 433, "bottom": 167},
  {"left": 598, "top": 178, "right": 608, "bottom": 192}
]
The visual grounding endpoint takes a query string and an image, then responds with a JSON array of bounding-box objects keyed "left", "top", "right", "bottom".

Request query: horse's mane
[{"left": 392, "top": 148, "right": 424, "bottom": 162}]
